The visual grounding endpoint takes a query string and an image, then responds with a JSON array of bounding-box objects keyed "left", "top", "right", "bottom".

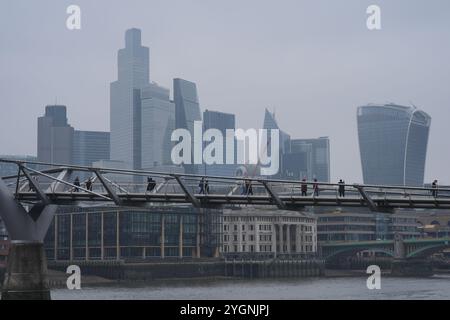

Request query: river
[{"left": 52, "top": 275, "right": 450, "bottom": 300}]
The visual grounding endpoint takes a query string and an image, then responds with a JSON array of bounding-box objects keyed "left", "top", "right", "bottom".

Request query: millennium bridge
[{"left": 1, "top": 158, "right": 450, "bottom": 299}]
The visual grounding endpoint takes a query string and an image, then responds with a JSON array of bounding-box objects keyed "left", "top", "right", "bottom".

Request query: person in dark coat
[
  {"left": 146, "top": 177, "right": 156, "bottom": 192},
  {"left": 338, "top": 179, "right": 345, "bottom": 197},
  {"left": 301, "top": 177, "right": 308, "bottom": 196},
  {"left": 73, "top": 177, "right": 80, "bottom": 192},
  {"left": 313, "top": 178, "right": 319, "bottom": 197}
]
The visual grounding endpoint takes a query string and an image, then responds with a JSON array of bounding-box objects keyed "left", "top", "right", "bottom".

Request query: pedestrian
[
  {"left": 301, "top": 177, "right": 307, "bottom": 196},
  {"left": 432, "top": 179, "right": 438, "bottom": 198},
  {"left": 85, "top": 178, "right": 93, "bottom": 192},
  {"left": 199, "top": 177, "right": 205, "bottom": 194},
  {"left": 73, "top": 177, "right": 80, "bottom": 192},
  {"left": 204, "top": 179, "right": 210, "bottom": 195},
  {"left": 338, "top": 179, "right": 345, "bottom": 197},
  {"left": 247, "top": 180, "right": 253, "bottom": 195},
  {"left": 146, "top": 177, "right": 156, "bottom": 192},
  {"left": 313, "top": 178, "right": 319, "bottom": 197}
]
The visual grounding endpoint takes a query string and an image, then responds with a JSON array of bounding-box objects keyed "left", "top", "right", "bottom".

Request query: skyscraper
[
  {"left": 357, "top": 103, "right": 431, "bottom": 186},
  {"left": 37, "top": 105, "right": 110, "bottom": 173},
  {"left": 262, "top": 109, "right": 290, "bottom": 177},
  {"left": 37, "top": 105, "right": 74, "bottom": 164},
  {"left": 202, "top": 109, "right": 237, "bottom": 176},
  {"left": 290, "top": 137, "right": 330, "bottom": 182},
  {"left": 174, "top": 78, "right": 202, "bottom": 173},
  {"left": 140, "top": 83, "right": 175, "bottom": 169},
  {"left": 110, "top": 28, "right": 150, "bottom": 170}
]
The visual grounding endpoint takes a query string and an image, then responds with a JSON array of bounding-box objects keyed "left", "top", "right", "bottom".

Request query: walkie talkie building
[{"left": 357, "top": 104, "right": 431, "bottom": 186}]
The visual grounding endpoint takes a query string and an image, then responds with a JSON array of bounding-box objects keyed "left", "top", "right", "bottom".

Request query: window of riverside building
[
  {"left": 88, "top": 212, "right": 102, "bottom": 247},
  {"left": 72, "top": 213, "right": 87, "bottom": 248},
  {"left": 103, "top": 212, "right": 117, "bottom": 247}
]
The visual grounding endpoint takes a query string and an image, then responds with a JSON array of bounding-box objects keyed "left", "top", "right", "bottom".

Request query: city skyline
[{"left": 1, "top": 1, "right": 450, "bottom": 183}]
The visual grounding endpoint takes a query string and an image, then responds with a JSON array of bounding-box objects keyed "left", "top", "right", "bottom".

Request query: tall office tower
[
  {"left": 202, "top": 109, "right": 237, "bottom": 176},
  {"left": 357, "top": 103, "right": 431, "bottom": 186},
  {"left": 140, "top": 83, "right": 176, "bottom": 169},
  {"left": 173, "top": 78, "right": 202, "bottom": 173},
  {"left": 262, "top": 109, "right": 291, "bottom": 177},
  {"left": 290, "top": 137, "right": 330, "bottom": 182},
  {"left": 110, "top": 28, "right": 150, "bottom": 170},
  {"left": 37, "top": 105, "right": 74, "bottom": 164}
]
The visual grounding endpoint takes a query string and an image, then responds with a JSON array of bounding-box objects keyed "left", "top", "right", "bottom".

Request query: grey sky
[{"left": 1, "top": 0, "right": 449, "bottom": 183}]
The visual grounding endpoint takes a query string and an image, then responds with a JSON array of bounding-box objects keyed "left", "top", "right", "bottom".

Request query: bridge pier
[
  {"left": 391, "top": 258, "right": 433, "bottom": 277},
  {"left": 0, "top": 178, "right": 56, "bottom": 300},
  {"left": 1, "top": 241, "right": 50, "bottom": 300}
]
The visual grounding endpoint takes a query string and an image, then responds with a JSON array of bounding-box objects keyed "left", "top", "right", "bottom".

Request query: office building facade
[
  {"left": 357, "top": 103, "right": 431, "bottom": 186},
  {"left": 44, "top": 206, "right": 222, "bottom": 261},
  {"left": 110, "top": 28, "right": 150, "bottom": 170},
  {"left": 73, "top": 130, "right": 110, "bottom": 167},
  {"left": 141, "top": 83, "right": 176, "bottom": 169},
  {"left": 173, "top": 78, "right": 202, "bottom": 173},
  {"left": 201, "top": 109, "right": 237, "bottom": 176},
  {"left": 290, "top": 137, "right": 330, "bottom": 182},
  {"left": 315, "top": 207, "right": 420, "bottom": 243},
  {"left": 222, "top": 207, "right": 317, "bottom": 257},
  {"left": 37, "top": 105, "right": 74, "bottom": 164}
]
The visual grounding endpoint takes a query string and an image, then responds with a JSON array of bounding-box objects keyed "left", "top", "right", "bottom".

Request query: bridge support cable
[
  {"left": 260, "top": 180, "right": 286, "bottom": 209},
  {"left": 173, "top": 175, "right": 201, "bottom": 208},
  {"left": 94, "top": 170, "right": 122, "bottom": 205},
  {"left": 20, "top": 165, "right": 50, "bottom": 205},
  {"left": 23, "top": 166, "right": 112, "bottom": 201},
  {"left": 354, "top": 184, "right": 378, "bottom": 212},
  {"left": 46, "top": 169, "right": 72, "bottom": 193}
]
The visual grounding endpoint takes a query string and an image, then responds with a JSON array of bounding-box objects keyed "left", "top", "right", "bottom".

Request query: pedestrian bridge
[
  {"left": 1, "top": 159, "right": 450, "bottom": 214},
  {"left": 321, "top": 237, "right": 450, "bottom": 261}
]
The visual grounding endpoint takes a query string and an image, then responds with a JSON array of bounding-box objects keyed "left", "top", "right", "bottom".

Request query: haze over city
[{"left": 1, "top": 0, "right": 450, "bottom": 183}]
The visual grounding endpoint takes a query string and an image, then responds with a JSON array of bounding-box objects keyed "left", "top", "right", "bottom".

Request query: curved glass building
[{"left": 357, "top": 104, "right": 431, "bottom": 186}]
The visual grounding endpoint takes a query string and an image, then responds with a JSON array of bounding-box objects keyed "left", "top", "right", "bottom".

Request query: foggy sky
[{"left": 1, "top": 0, "right": 450, "bottom": 184}]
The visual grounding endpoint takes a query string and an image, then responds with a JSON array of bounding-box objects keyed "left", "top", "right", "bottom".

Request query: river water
[{"left": 52, "top": 275, "right": 450, "bottom": 300}]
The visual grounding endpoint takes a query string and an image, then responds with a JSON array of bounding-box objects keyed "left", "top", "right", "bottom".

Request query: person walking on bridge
[
  {"left": 338, "top": 179, "right": 345, "bottom": 197},
  {"left": 432, "top": 180, "right": 438, "bottom": 198},
  {"left": 85, "top": 177, "right": 93, "bottom": 192},
  {"left": 199, "top": 177, "right": 205, "bottom": 194},
  {"left": 301, "top": 177, "right": 308, "bottom": 196},
  {"left": 313, "top": 178, "right": 319, "bottom": 197},
  {"left": 73, "top": 177, "right": 80, "bottom": 192},
  {"left": 204, "top": 179, "right": 210, "bottom": 195},
  {"left": 146, "top": 177, "right": 156, "bottom": 192}
]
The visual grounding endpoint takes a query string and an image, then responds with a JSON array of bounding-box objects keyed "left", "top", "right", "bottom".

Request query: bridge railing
[{"left": 2, "top": 158, "right": 450, "bottom": 210}]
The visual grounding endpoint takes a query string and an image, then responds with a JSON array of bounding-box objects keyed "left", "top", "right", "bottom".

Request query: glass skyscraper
[
  {"left": 110, "top": 28, "right": 150, "bottom": 170},
  {"left": 357, "top": 103, "right": 431, "bottom": 186},
  {"left": 290, "top": 137, "right": 330, "bottom": 182},
  {"left": 174, "top": 78, "right": 202, "bottom": 174},
  {"left": 262, "top": 109, "right": 291, "bottom": 178},
  {"left": 73, "top": 131, "right": 110, "bottom": 167},
  {"left": 202, "top": 109, "right": 237, "bottom": 176},
  {"left": 141, "top": 83, "right": 176, "bottom": 169}
]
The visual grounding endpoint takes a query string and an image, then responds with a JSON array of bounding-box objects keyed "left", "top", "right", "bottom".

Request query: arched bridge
[{"left": 321, "top": 237, "right": 450, "bottom": 262}]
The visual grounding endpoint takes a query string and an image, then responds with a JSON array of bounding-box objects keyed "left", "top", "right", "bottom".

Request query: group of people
[
  {"left": 67, "top": 175, "right": 441, "bottom": 199},
  {"left": 300, "top": 177, "right": 346, "bottom": 197},
  {"left": 199, "top": 177, "right": 210, "bottom": 194},
  {"left": 72, "top": 177, "right": 92, "bottom": 192}
]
